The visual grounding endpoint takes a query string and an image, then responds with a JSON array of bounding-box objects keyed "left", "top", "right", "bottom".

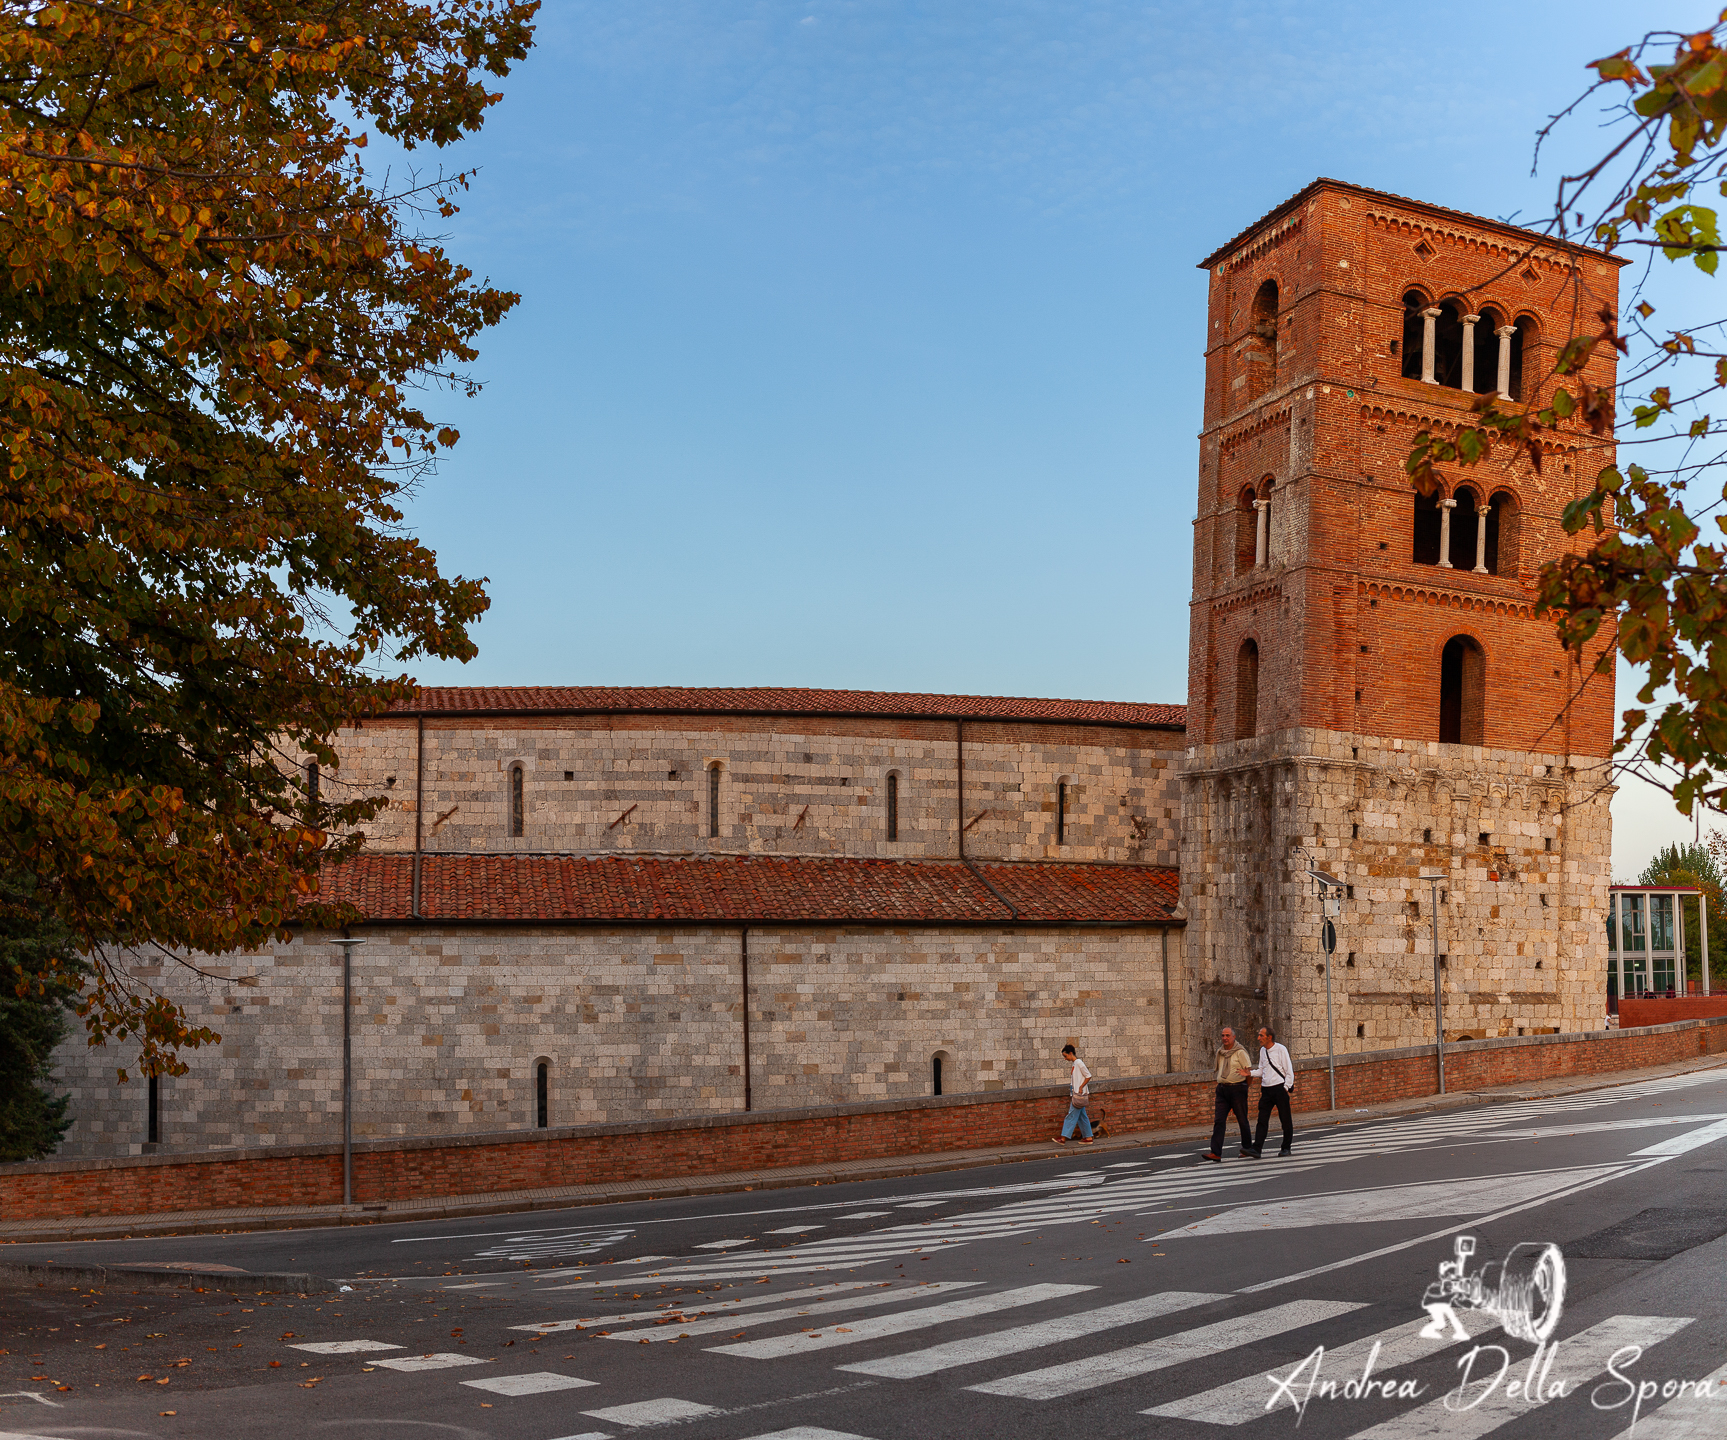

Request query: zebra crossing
[{"left": 311, "top": 1274, "right": 1712, "bottom": 1440}]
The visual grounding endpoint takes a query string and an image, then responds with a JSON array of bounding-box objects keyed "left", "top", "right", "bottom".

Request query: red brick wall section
[
  {"left": 3, "top": 1019, "right": 1723, "bottom": 1222},
  {"left": 1620, "top": 997, "right": 1727, "bottom": 1027}
]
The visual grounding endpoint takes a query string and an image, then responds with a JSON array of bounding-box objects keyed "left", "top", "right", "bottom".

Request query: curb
[
  {"left": 3, "top": 1053, "right": 1723, "bottom": 1245},
  {"left": 0, "top": 1260, "right": 341, "bottom": 1293}
]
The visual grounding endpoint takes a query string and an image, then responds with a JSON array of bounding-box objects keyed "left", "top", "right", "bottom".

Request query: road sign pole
[{"left": 1323, "top": 917, "right": 1337, "bottom": 1112}]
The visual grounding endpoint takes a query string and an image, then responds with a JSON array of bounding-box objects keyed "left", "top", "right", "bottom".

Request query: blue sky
[{"left": 391, "top": 0, "right": 1690, "bottom": 874}]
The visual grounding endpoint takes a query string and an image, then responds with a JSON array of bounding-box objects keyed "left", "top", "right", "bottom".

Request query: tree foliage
[
  {"left": 1404, "top": 14, "right": 1727, "bottom": 819},
  {"left": 0, "top": 870, "right": 83, "bottom": 1160},
  {"left": 0, "top": 1, "right": 536, "bottom": 1078}
]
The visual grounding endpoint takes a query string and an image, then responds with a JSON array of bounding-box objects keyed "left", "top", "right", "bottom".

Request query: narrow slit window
[
  {"left": 509, "top": 763, "right": 525, "bottom": 838},
  {"left": 306, "top": 761, "right": 320, "bottom": 806},
  {"left": 1056, "top": 781, "right": 1067, "bottom": 845},
  {"left": 536, "top": 1061, "right": 549, "bottom": 1129},
  {"left": 933, "top": 1054, "right": 943, "bottom": 1096},
  {"left": 708, "top": 764, "right": 720, "bottom": 839},
  {"left": 147, "top": 1073, "right": 160, "bottom": 1145},
  {"left": 886, "top": 773, "right": 899, "bottom": 841}
]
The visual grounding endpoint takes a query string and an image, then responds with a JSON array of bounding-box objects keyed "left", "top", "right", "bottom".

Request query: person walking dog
[
  {"left": 1053, "top": 1043, "right": 1094, "bottom": 1144},
  {"left": 1249, "top": 1024, "right": 1295, "bottom": 1157},
  {"left": 1202, "top": 1026, "right": 1253, "bottom": 1161}
]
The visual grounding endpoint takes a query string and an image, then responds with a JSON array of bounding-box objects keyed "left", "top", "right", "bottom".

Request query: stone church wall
[
  {"left": 1179, "top": 726, "right": 1611, "bottom": 1068},
  {"left": 48, "top": 923, "right": 1185, "bottom": 1159},
  {"left": 311, "top": 716, "right": 1185, "bottom": 867}
]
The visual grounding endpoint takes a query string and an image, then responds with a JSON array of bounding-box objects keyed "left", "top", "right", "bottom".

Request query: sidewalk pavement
[{"left": 4, "top": 1051, "right": 1724, "bottom": 1247}]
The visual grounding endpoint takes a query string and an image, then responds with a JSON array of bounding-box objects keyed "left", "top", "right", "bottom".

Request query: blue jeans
[{"left": 1061, "top": 1102, "right": 1093, "bottom": 1139}]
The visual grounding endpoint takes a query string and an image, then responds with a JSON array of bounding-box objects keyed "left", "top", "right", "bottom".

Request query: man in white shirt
[
  {"left": 1053, "top": 1043, "right": 1094, "bottom": 1144},
  {"left": 1250, "top": 1025, "right": 1295, "bottom": 1157}
]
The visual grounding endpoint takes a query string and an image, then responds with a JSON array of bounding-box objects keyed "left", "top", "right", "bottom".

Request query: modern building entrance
[{"left": 1607, "top": 884, "right": 1710, "bottom": 1013}]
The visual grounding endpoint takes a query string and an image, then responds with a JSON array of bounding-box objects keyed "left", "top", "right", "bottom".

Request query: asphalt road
[{"left": 4, "top": 1066, "right": 1727, "bottom": 1440}]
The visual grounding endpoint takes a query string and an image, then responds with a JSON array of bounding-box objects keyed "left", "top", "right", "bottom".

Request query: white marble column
[
  {"left": 1461, "top": 314, "right": 1479, "bottom": 392},
  {"left": 1438, "top": 497, "right": 1456, "bottom": 567},
  {"left": 1421, "top": 308, "right": 1442, "bottom": 384},
  {"left": 1254, "top": 499, "right": 1268, "bottom": 567},
  {"left": 1474, "top": 500, "right": 1490, "bottom": 574},
  {"left": 1496, "top": 325, "right": 1515, "bottom": 398}
]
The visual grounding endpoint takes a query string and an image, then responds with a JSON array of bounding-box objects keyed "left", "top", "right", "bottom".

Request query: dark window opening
[
  {"left": 1509, "top": 318, "right": 1533, "bottom": 400},
  {"left": 1401, "top": 292, "right": 1427, "bottom": 379},
  {"left": 1544, "top": 837, "right": 1552, "bottom": 852},
  {"left": 536, "top": 1062, "right": 548, "bottom": 1128},
  {"left": 1243, "top": 279, "right": 1279, "bottom": 402},
  {"left": 508, "top": 764, "right": 525, "bottom": 838},
  {"left": 1235, "top": 488, "right": 1259, "bottom": 575},
  {"left": 1357, "top": 1024, "right": 1366, "bottom": 1038},
  {"left": 1487, "top": 492, "right": 1517, "bottom": 577},
  {"left": 1413, "top": 489, "right": 1442, "bottom": 565},
  {"left": 1057, "top": 781, "right": 1067, "bottom": 844},
  {"left": 1473, "top": 308, "right": 1504, "bottom": 394},
  {"left": 708, "top": 764, "right": 721, "bottom": 838},
  {"left": 1423, "top": 828, "right": 1432, "bottom": 843},
  {"left": 1236, "top": 638, "right": 1259, "bottom": 741},
  {"left": 1432, "top": 301, "right": 1465, "bottom": 387},
  {"left": 1440, "top": 636, "right": 1487, "bottom": 746},
  {"left": 886, "top": 773, "right": 899, "bottom": 841},
  {"left": 306, "top": 762, "right": 320, "bottom": 806},
  {"left": 147, "top": 1073, "right": 160, "bottom": 1145},
  {"left": 932, "top": 1054, "right": 943, "bottom": 1096},
  {"left": 1448, "top": 489, "right": 1480, "bottom": 570}
]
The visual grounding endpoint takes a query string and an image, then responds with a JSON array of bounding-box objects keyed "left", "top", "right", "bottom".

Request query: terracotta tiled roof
[
  {"left": 315, "top": 853, "right": 1183, "bottom": 926},
  {"left": 390, "top": 686, "right": 1185, "bottom": 730}
]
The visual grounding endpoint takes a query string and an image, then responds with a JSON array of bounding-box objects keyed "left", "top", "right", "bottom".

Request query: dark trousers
[
  {"left": 1254, "top": 1083, "right": 1293, "bottom": 1153},
  {"left": 1211, "top": 1082, "right": 1251, "bottom": 1154}
]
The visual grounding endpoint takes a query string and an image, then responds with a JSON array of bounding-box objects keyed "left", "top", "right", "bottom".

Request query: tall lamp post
[
  {"left": 1418, "top": 874, "right": 1446, "bottom": 1094},
  {"left": 329, "top": 938, "right": 365, "bottom": 1206},
  {"left": 1306, "top": 866, "right": 1344, "bottom": 1111}
]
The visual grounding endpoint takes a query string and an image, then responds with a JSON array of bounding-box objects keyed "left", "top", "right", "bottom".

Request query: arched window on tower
[
  {"left": 1439, "top": 635, "right": 1486, "bottom": 746},
  {"left": 1243, "top": 279, "right": 1279, "bottom": 401},
  {"left": 1401, "top": 291, "right": 1428, "bottom": 380},
  {"left": 1236, "top": 639, "right": 1260, "bottom": 740},
  {"left": 1412, "top": 489, "right": 1442, "bottom": 565},
  {"left": 1473, "top": 307, "right": 1506, "bottom": 394},
  {"left": 1509, "top": 317, "right": 1535, "bottom": 400},
  {"left": 1235, "top": 487, "right": 1259, "bottom": 575},
  {"left": 1449, "top": 488, "right": 1481, "bottom": 571},
  {"left": 508, "top": 763, "right": 525, "bottom": 838},
  {"left": 1432, "top": 300, "right": 1465, "bottom": 388}
]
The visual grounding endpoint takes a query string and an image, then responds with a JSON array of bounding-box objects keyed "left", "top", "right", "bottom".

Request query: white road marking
[
  {"left": 1632, "top": 1117, "right": 1727, "bottom": 1156},
  {"left": 290, "top": 1339, "right": 404, "bottom": 1354},
  {"left": 582, "top": 1398, "right": 721, "bottom": 1425},
  {"left": 837, "top": 1289, "right": 1228, "bottom": 1378},
  {"left": 709, "top": 1284, "right": 1094, "bottom": 1359},
  {"left": 368, "top": 1352, "right": 488, "bottom": 1371},
  {"left": 516, "top": 1281, "right": 900, "bottom": 1333},
  {"left": 1343, "top": 1315, "right": 1692, "bottom": 1440},
  {"left": 730, "top": 1431, "right": 876, "bottom": 1440},
  {"left": 462, "top": 1371, "right": 599, "bottom": 1396},
  {"left": 692, "top": 1240, "right": 754, "bottom": 1249},
  {"left": 1158, "top": 1167, "right": 1624, "bottom": 1238},
  {"left": 1145, "top": 1315, "right": 1466, "bottom": 1423},
  {"left": 1608, "top": 1359, "right": 1727, "bottom": 1439},
  {"left": 836, "top": 1212, "right": 891, "bottom": 1219},
  {"left": 1104, "top": 1161, "right": 1149, "bottom": 1168},
  {"left": 766, "top": 1225, "right": 825, "bottom": 1234},
  {"left": 612, "top": 1282, "right": 981, "bottom": 1342},
  {"left": 968, "top": 1299, "right": 1366, "bottom": 1400},
  {"left": 547, "top": 1433, "right": 613, "bottom": 1440},
  {"left": 1482, "top": 1114, "right": 1727, "bottom": 1141},
  {"left": 896, "top": 1201, "right": 944, "bottom": 1208}
]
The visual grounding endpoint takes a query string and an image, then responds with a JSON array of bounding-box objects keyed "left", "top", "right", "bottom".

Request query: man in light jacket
[
  {"left": 1202, "top": 1026, "right": 1253, "bottom": 1162},
  {"left": 1053, "top": 1043, "right": 1094, "bottom": 1144},
  {"left": 1249, "top": 1024, "right": 1295, "bottom": 1157}
]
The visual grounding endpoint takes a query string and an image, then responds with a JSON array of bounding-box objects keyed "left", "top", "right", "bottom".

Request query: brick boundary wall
[
  {"left": 4, "top": 1017, "right": 1724, "bottom": 1222},
  {"left": 1619, "top": 997, "right": 1727, "bottom": 1027}
]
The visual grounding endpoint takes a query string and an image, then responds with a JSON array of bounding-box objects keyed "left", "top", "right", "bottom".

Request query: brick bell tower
[{"left": 1179, "top": 179, "right": 1626, "bottom": 1068}]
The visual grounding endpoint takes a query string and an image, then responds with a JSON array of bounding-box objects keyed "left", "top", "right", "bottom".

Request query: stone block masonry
[
  {"left": 8, "top": 1019, "right": 1722, "bottom": 1224},
  {"left": 48, "top": 923, "right": 1184, "bottom": 1159}
]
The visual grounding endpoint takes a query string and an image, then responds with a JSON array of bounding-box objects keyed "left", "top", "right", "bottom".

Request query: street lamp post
[
  {"left": 1306, "top": 866, "right": 1344, "bottom": 1112},
  {"left": 1419, "top": 874, "right": 1445, "bottom": 1094},
  {"left": 329, "top": 938, "right": 365, "bottom": 1206}
]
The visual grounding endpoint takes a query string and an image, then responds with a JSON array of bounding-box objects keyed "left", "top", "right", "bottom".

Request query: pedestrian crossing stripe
[
  {"left": 1606, "top": 1358, "right": 1727, "bottom": 1440},
  {"left": 967, "top": 1299, "right": 1369, "bottom": 1400},
  {"left": 613, "top": 1281, "right": 981, "bottom": 1342}
]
